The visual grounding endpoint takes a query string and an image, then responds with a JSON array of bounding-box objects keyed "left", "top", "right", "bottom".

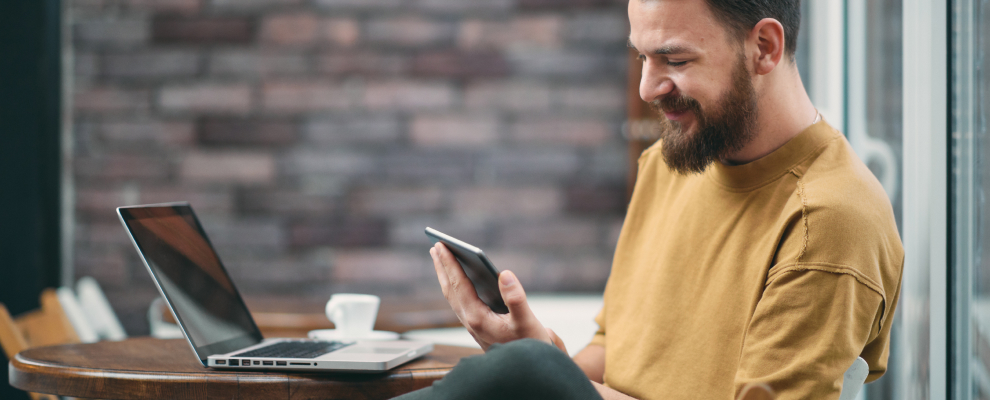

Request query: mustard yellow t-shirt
[{"left": 592, "top": 121, "right": 903, "bottom": 400}]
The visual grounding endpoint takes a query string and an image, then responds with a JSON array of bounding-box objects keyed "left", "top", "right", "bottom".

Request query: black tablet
[{"left": 425, "top": 227, "right": 509, "bottom": 314}]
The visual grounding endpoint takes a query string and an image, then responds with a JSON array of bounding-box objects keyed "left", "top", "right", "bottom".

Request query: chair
[
  {"left": 737, "top": 383, "right": 776, "bottom": 400},
  {"left": 735, "top": 357, "right": 869, "bottom": 400},
  {"left": 0, "top": 288, "right": 80, "bottom": 400},
  {"left": 76, "top": 276, "right": 127, "bottom": 341}
]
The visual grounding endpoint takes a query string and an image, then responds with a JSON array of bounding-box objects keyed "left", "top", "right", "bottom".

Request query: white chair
[
  {"left": 148, "top": 297, "right": 184, "bottom": 339},
  {"left": 839, "top": 357, "right": 869, "bottom": 400},
  {"left": 75, "top": 276, "right": 127, "bottom": 341},
  {"left": 55, "top": 287, "right": 99, "bottom": 343}
]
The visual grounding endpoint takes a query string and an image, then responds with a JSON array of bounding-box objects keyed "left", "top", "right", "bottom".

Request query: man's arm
[
  {"left": 573, "top": 343, "right": 605, "bottom": 383},
  {"left": 574, "top": 344, "right": 639, "bottom": 400}
]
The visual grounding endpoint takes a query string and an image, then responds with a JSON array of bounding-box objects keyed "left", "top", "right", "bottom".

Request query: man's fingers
[
  {"left": 498, "top": 270, "right": 542, "bottom": 331},
  {"left": 430, "top": 247, "right": 450, "bottom": 298},
  {"left": 434, "top": 243, "right": 485, "bottom": 309}
]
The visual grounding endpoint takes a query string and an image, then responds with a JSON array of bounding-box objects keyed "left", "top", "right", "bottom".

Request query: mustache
[{"left": 650, "top": 94, "right": 703, "bottom": 116}]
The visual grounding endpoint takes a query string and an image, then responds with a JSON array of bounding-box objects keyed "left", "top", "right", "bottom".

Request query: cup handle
[{"left": 325, "top": 299, "right": 342, "bottom": 326}]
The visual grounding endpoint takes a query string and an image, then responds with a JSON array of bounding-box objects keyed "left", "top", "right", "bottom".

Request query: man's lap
[{"left": 392, "top": 339, "right": 602, "bottom": 400}]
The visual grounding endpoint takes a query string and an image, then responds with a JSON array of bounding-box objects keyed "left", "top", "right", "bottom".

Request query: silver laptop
[{"left": 117, "top": 202, "right": 433, "bottom": 372}]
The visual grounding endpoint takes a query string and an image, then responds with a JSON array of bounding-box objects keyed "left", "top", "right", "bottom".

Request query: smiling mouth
[{"left": 664, "top": 110, "right": 689, "bottom": 121}]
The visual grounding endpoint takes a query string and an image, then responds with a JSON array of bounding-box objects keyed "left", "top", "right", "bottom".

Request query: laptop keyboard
[{"left": 232, "top": 340, "right": 352, "bottom": 359}]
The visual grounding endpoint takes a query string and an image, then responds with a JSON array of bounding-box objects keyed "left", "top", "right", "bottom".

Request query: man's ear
[{"left": 749, "top": 18, "right": 785, "bottom": 75}]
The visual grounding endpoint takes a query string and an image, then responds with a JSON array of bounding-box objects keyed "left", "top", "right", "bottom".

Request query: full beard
[{"left": 650, "top": 56, "right": 759, "bottom": 175}]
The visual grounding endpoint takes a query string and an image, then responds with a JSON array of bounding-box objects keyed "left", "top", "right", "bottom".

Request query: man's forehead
[{"left": 628, "top": 0, "right": 723, "bottom": 53}]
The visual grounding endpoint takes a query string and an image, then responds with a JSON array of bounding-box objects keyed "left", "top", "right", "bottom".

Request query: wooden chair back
[
  {"left": 736, "top": 383, "right": 777, "bottom": 400},
  {"left": 0, "top": 288, "right": 81, "bottom": 400}
]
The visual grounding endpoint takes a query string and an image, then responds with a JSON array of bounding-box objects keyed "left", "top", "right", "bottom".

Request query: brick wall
[{"left": 69, "top": 0, "right": 630, "bottom": 334}]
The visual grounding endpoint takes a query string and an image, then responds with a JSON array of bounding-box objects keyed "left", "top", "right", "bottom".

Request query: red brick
[
  {"left": 89, "top": 119, "right": 195, "bottom": 148},
  {"left": 412, "top": 51, "right": 509, "bottom": 78},
  {"left": 303, "top": 116, "right": 402, "bottom": 145},
  {"left": 75, "top": 52, "right": 99, "bottom": 79},
  {"left": 565, "top": 184, "right": 625, "bottom": 214},
  {"left": 102, "top": 50, "right": 200, "bottom": 80},
  {"left": 410, "top": 115, "right": 500, "bottom": 148},
  {"left": 198, "top": 118, "right": 296, "bottom": 146},
  {"left": 261, "top": 13, "right": 319, "bottom": 46},
  {"left": 464, "top": 80, "right": 551, "bottom": 112},
  {"left": 158, "top": 83, "right": 253, "bottom": 114},
  {"left": 365, "top": 17, "right": 455, "bottom": 48},
  {"left": 483, "top": 250, "right": 540, "bottom": 285},
  {"left": 208, "top": 50, "right": 309, "bottom": 77},
  {"left": 318, "top": 52, "right": 410, "bottom": 76},
  {"left": 555, "top": 84, "right": 624, "bottom": 112},
  {"left": 510, "top": 117, "right": 613, "bottom": 146},
  {"left": 284, "top": 150, "right": 375, "bottom": 178},
  {"left": 498, "top": 219, "right": 598, "bottom": 248},
  {"left": 138, "top": 186, "right": 235, "bottom": 214},
  {"left": 75, "top": 87, "right": 151, "bottom": 114},
  {"left": 222, "top": 255, "right": 326, "bottom": 285},
  {"left": 74, "top": 19, "right": 150, "bottom": 48},
  {"left": 180, "top": 151, "right": 276, "bottom": 184},
  {"left": 349, "top": 186, "right": 443, "bottom": 216},
  {"left": 198, "top": 218, "right": 285, "bottom": 250},
  {"left": 362, "top": 80, "right": 455, "bottom": 110},
  {"left": 74, "top": 247, "right": 130, "bottom": 287},
  {"left": 415, "top": 0, "right": 513, "bottom": 14},
  {"left": 534, "top": 252, "right": 611, "bottom": 290},
  {"left": 123, "top": 0, "right": 202, "bottom": 14},
  {"left": 382, "top": 150, "right": 475, "bottom": 183},
  {"left": 519, "top": 0, "right": 622, "bottom": 9},
  {"left": 331, "top": 250, "right": 427, "bottom": 283},
  {"left": 604, "top": 217, "right": 624, "bottom": 251},
  {"left": 75, "top": 155, "right": 171, "bottom": 182},
  {"left": 390, "top": 217, "right": 488, "bottom": 247},
  {"left": 563, "top": 12, "right": 629, "bottom": 45},
  {"left": 457, "top": 16, "right": 561, "bottom": 50},
  {"left": 239, "top": 189, "right": 337, "bottom": 217},
  {"left": 453, "top": 186, "right": 563, "bottom": 218},
  {"left": 322, "top": 18, "right": 360, "bottom": 47},
  {"left": 76, "top": 223, "right": 136, "bottom": 247},
  {"left": 480, "top": 149, "right": 580, "bottom": 181},
  {"left": 76, "top": 187, "right": 130, "bottom": 221},
  {"left": 152, "top": 17, "right": 253, "bottom": 44},
  {"left": 210, "top": 0, "right": 303, "bottom": 9},
  {"left": 289, "top": 219, "right": 388, "bottom": 247},
  {"left": 312, "top": 0, "right": 403, "bottom": 9},
  {"left": 261, "top": 81, "right": 351, "bottom": 113}
]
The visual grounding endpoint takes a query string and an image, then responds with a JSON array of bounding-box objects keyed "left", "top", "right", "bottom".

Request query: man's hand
[{"left": 431, "top": 242, "right": 563, "bottom": 352}]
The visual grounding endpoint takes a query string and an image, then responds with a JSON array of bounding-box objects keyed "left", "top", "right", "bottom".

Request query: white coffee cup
[{"left": 325, "top": 294, "right": 380, "bottom": 339}]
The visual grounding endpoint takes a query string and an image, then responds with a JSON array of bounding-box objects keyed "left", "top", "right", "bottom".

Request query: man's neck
[{"left": 722, "top": 63, "right": 818, "bottom": 166}]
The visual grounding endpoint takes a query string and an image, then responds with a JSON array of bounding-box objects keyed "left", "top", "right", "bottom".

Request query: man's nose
[{"left": 639, "top": 62, "right": 675, "bottom": 103}]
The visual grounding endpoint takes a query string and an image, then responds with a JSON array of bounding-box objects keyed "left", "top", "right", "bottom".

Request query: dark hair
[{"left": 704, "top": 0, "right": 801, "bottom": 57}]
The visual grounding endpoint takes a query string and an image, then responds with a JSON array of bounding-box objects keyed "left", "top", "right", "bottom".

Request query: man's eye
[{"left": 667, "top": 60, "right": 687, "bottom": 67}]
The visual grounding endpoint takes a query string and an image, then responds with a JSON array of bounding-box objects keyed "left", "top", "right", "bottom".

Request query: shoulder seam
[
  {"left": 792, "top": 172, "right": 809, "bottom": 263},
  {"left": 767, "top": 262, "right": 889, "bottom": 327}
]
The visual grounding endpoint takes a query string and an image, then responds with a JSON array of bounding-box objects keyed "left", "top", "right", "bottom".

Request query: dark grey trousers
[{"left": 392, "top": 339, "right": 602, "bottom": 400}]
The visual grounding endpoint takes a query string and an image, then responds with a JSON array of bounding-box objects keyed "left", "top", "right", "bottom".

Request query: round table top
[{"left": 10, "top": 337, "right": 482, "bottom": 400}]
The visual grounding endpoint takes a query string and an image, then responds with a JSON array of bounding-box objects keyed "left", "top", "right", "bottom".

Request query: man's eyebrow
[
  {"left": 626, "top": 39, "right": 692, "bottom": 55},
  {"left": 654, "top": 45, "right": 691, "bottom": 55}
]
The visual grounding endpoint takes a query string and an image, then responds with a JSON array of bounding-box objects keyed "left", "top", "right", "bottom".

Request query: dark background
[{"left": 0, "top": 0, "right": 63, "bottom": 398}]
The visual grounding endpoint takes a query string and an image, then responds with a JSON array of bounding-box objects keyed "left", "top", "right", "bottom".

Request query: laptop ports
[
  {"left": 276, "top": 361, "right": 286, "bottom": 366},
  {"left": 253, "top": 361, "right": 260, "bottom": 365},
  {"left": 263, "top": 361, "right": 273, "bottom": 366},
  {"left": 216, "top": 360, "right": 226, "bottom": 365},
  {"left": 241, "top": 359, "right": 250, "bottom": 365},
  {"left": 229, "top": 359, "right": 239, "bottom": 366}
]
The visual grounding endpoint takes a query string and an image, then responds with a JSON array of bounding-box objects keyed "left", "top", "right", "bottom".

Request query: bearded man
[{"left": 394, "top": 0, "right": 903, "bottom": 399}]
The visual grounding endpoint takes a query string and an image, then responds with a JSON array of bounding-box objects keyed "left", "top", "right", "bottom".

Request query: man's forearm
[
  {"left": 592, "top": 381, "right": 638, "bottom": 400},
  {"left": 573, "top": 343, "right": 606, "bottom": 383}
]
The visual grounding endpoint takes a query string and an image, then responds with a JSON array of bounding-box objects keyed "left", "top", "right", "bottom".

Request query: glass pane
[
  {"left": 951, "top": 1, "right": 989, "bottom": 399},
  {"left": 846, "top": 0, "right": 904, "bottom": 398}
]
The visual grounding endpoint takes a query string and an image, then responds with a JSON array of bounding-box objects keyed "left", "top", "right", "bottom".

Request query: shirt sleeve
[
  {"left": 590, "top": 306, "right": 606, "bottom": 347},
  {"left": 733, "top": 265, "right": 884, "bottom": 400}
]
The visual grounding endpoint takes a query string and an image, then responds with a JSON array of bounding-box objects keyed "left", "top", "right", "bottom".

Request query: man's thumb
[{"left": 498, "top": 270, "right": 529, "bottom": 314}]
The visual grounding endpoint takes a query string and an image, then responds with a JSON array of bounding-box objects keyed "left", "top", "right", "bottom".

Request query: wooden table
[{"left": 9, "top": 337, "right": 482, "bottom": 399}]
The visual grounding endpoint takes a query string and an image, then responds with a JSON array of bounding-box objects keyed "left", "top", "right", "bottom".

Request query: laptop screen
[{"left": 118, "top": 203, "right": 263, "bottom": 363}]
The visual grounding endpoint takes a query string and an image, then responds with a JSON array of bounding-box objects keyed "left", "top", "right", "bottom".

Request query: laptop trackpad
[{"left": 337, "top": 346, "right": 407, "bottom": 354}]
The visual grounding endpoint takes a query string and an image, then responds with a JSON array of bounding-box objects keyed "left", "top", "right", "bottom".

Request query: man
[{"left": 396, "top": 0, "right": 903, "bottom": 399}]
